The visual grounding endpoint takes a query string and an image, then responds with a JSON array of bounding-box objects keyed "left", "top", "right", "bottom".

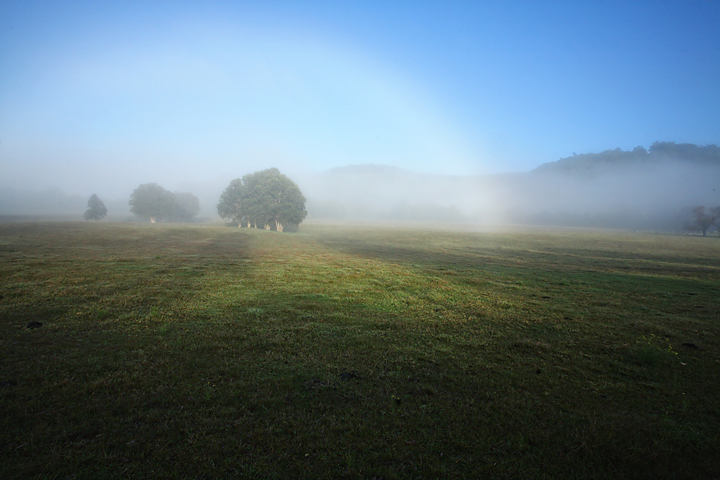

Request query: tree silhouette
[
  {"left": 689, "top": 206, "right": 720, "bottom": 236},
  {"left": 83, "top": 194, "right": 107, "bottom": 221}
]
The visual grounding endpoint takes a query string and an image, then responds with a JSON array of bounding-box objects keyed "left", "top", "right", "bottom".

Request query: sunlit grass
[{"left": 1, "top": 222, "right": 719, "bottom": 478}]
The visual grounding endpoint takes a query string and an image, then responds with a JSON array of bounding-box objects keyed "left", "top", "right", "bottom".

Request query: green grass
[{"left": 1, "top": 222, "right": 719, "bottom": 479}]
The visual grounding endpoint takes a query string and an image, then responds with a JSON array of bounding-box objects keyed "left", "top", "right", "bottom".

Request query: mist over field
[
  {"left": 3, "top": 4, "right": 720, "bottom": 478},
  {"left": 299, "top": 145, "right": 720, "bottom": 230},
  {"left": 2, "top": 142, "right": 718, "bottom": 232},
  {"left": 1, "top": 3, "right": 719, "bottom": 231}
]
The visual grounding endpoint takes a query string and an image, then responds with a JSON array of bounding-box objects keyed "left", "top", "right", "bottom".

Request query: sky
[{"left": 1, "top": 0, "right": 719, "bottom": 199}]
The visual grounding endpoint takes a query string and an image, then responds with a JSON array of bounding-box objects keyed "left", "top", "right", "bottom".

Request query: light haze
[{"left": 0, "top": 1, "right": 718, "bottom": 219}]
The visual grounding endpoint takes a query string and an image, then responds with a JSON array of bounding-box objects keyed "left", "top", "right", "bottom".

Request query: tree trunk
[
  {"left": 150, "top": 217, "right": 156, "bottom": 224},
  {"left": 265, "top": 224, "right": 271, "bottom": 230},
  {"left": 276, "top": 220, "right": 284, "bottom": 232}
]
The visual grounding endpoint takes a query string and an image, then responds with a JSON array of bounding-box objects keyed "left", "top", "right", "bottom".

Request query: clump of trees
[
  {"left": 217, "top": 168, "right": 307, "bottom": 232},
  {"left": 688, "top": 206, "right": 720, "bottom": 236},
  {"left": 129, "top": 183, "right": 200, "bottom": 223},
  {"left": 83, "top": 194, "right": 107, "bottom": 221}
]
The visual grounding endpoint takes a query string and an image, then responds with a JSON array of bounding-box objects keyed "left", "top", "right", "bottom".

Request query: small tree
[
  {"left": 688, "top": 206, "right": 720, "bottom": 236},
  {"left": 129, "top": 183, "right": 174, "bottom": 223},
  {"left": 83, "top": 194, "right": 107, "bottom": 221}
]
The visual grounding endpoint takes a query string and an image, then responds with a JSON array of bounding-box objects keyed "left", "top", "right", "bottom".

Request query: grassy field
[{"left": 1, "top": 222, "right": 719, "bottom": 479}]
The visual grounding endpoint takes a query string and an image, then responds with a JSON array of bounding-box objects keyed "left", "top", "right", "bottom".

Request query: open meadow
[{"left": 1, "top": 222, "right": 719, "bottom": 479}]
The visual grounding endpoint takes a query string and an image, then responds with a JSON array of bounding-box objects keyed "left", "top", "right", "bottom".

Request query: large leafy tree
[
  {"left": 130, "top": 184, "right": 201, "bottom": 223},
  {"left": 258, "top": 168, "right": 307, "bottom": 231},
  {"left": 83, "top": 194, "right": 107, "bottom": 221},
  {"left": 217, "top": 168, "right": 307, "bottom": 231},
  {"left": 217, "top": 178, "right": 247, "bottom": 225},
  {"left": 171, "top": 192, "right": 201, "bottom": 222},
  {"left": 129, "top": 183, "right": 174, "bottom": 223}
]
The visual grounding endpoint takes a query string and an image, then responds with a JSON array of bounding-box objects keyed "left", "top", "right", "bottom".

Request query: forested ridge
[{"left": 533, "top": 142, "right": 720, "bottom": 176}]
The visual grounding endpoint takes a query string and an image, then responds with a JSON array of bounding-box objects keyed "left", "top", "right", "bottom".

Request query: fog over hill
[
  {"left": 299, "top": 142, "right": 720, "bottom": 230},
  {"left": 2, "top": 142, "right": 719, "bottom": 231},
  {"left": 299, "top": 165, "right": 488, "bottom": 223}
]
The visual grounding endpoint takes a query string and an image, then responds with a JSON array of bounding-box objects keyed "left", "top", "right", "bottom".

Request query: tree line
[
  {"left": 534, "top": 142, "right": 720, "bottom": 176},
  {"left": 83, "top": 168, "right": 307, "bottom": 231}
]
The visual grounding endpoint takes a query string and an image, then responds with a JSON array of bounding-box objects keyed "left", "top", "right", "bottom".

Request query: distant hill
[
  {"left": 533, "top": 142, "right": 720, "bottom": 176},
  {"left": 297, "top": 141, "right": 720, "bottom": 230}
]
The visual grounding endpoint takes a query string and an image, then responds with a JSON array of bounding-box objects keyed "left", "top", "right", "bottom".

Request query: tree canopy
[
  {"left": 129, "top": 183, "right": 200, "bottom": 223},
  {"left": 217, "top": 168, "right": 307, "bottom": 231},
  {"left": 83, "top": 194, "right": 107, "bottom": 221}
]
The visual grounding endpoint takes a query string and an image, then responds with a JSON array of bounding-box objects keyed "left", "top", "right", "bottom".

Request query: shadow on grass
[{"left": 2, "top": 224, "right": 719, "bottom": 479}]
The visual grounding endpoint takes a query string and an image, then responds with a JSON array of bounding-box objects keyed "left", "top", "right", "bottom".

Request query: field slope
[{"left": 1, "top": 223, "right": 719, "bottom": 479}]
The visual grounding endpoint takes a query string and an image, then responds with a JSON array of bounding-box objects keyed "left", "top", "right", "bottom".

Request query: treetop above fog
[{"left": 533, "top": 142, "right": 720, "bottom": 176}]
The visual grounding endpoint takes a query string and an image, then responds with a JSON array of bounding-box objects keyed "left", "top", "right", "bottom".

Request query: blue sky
[{"left": 1, "top": 1, "right": 719, "bottom": 197}]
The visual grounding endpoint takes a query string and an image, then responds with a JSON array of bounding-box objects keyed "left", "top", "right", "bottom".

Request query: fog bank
[{"left": 3, "top": 143, "right": 718, "bottom": 231}]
